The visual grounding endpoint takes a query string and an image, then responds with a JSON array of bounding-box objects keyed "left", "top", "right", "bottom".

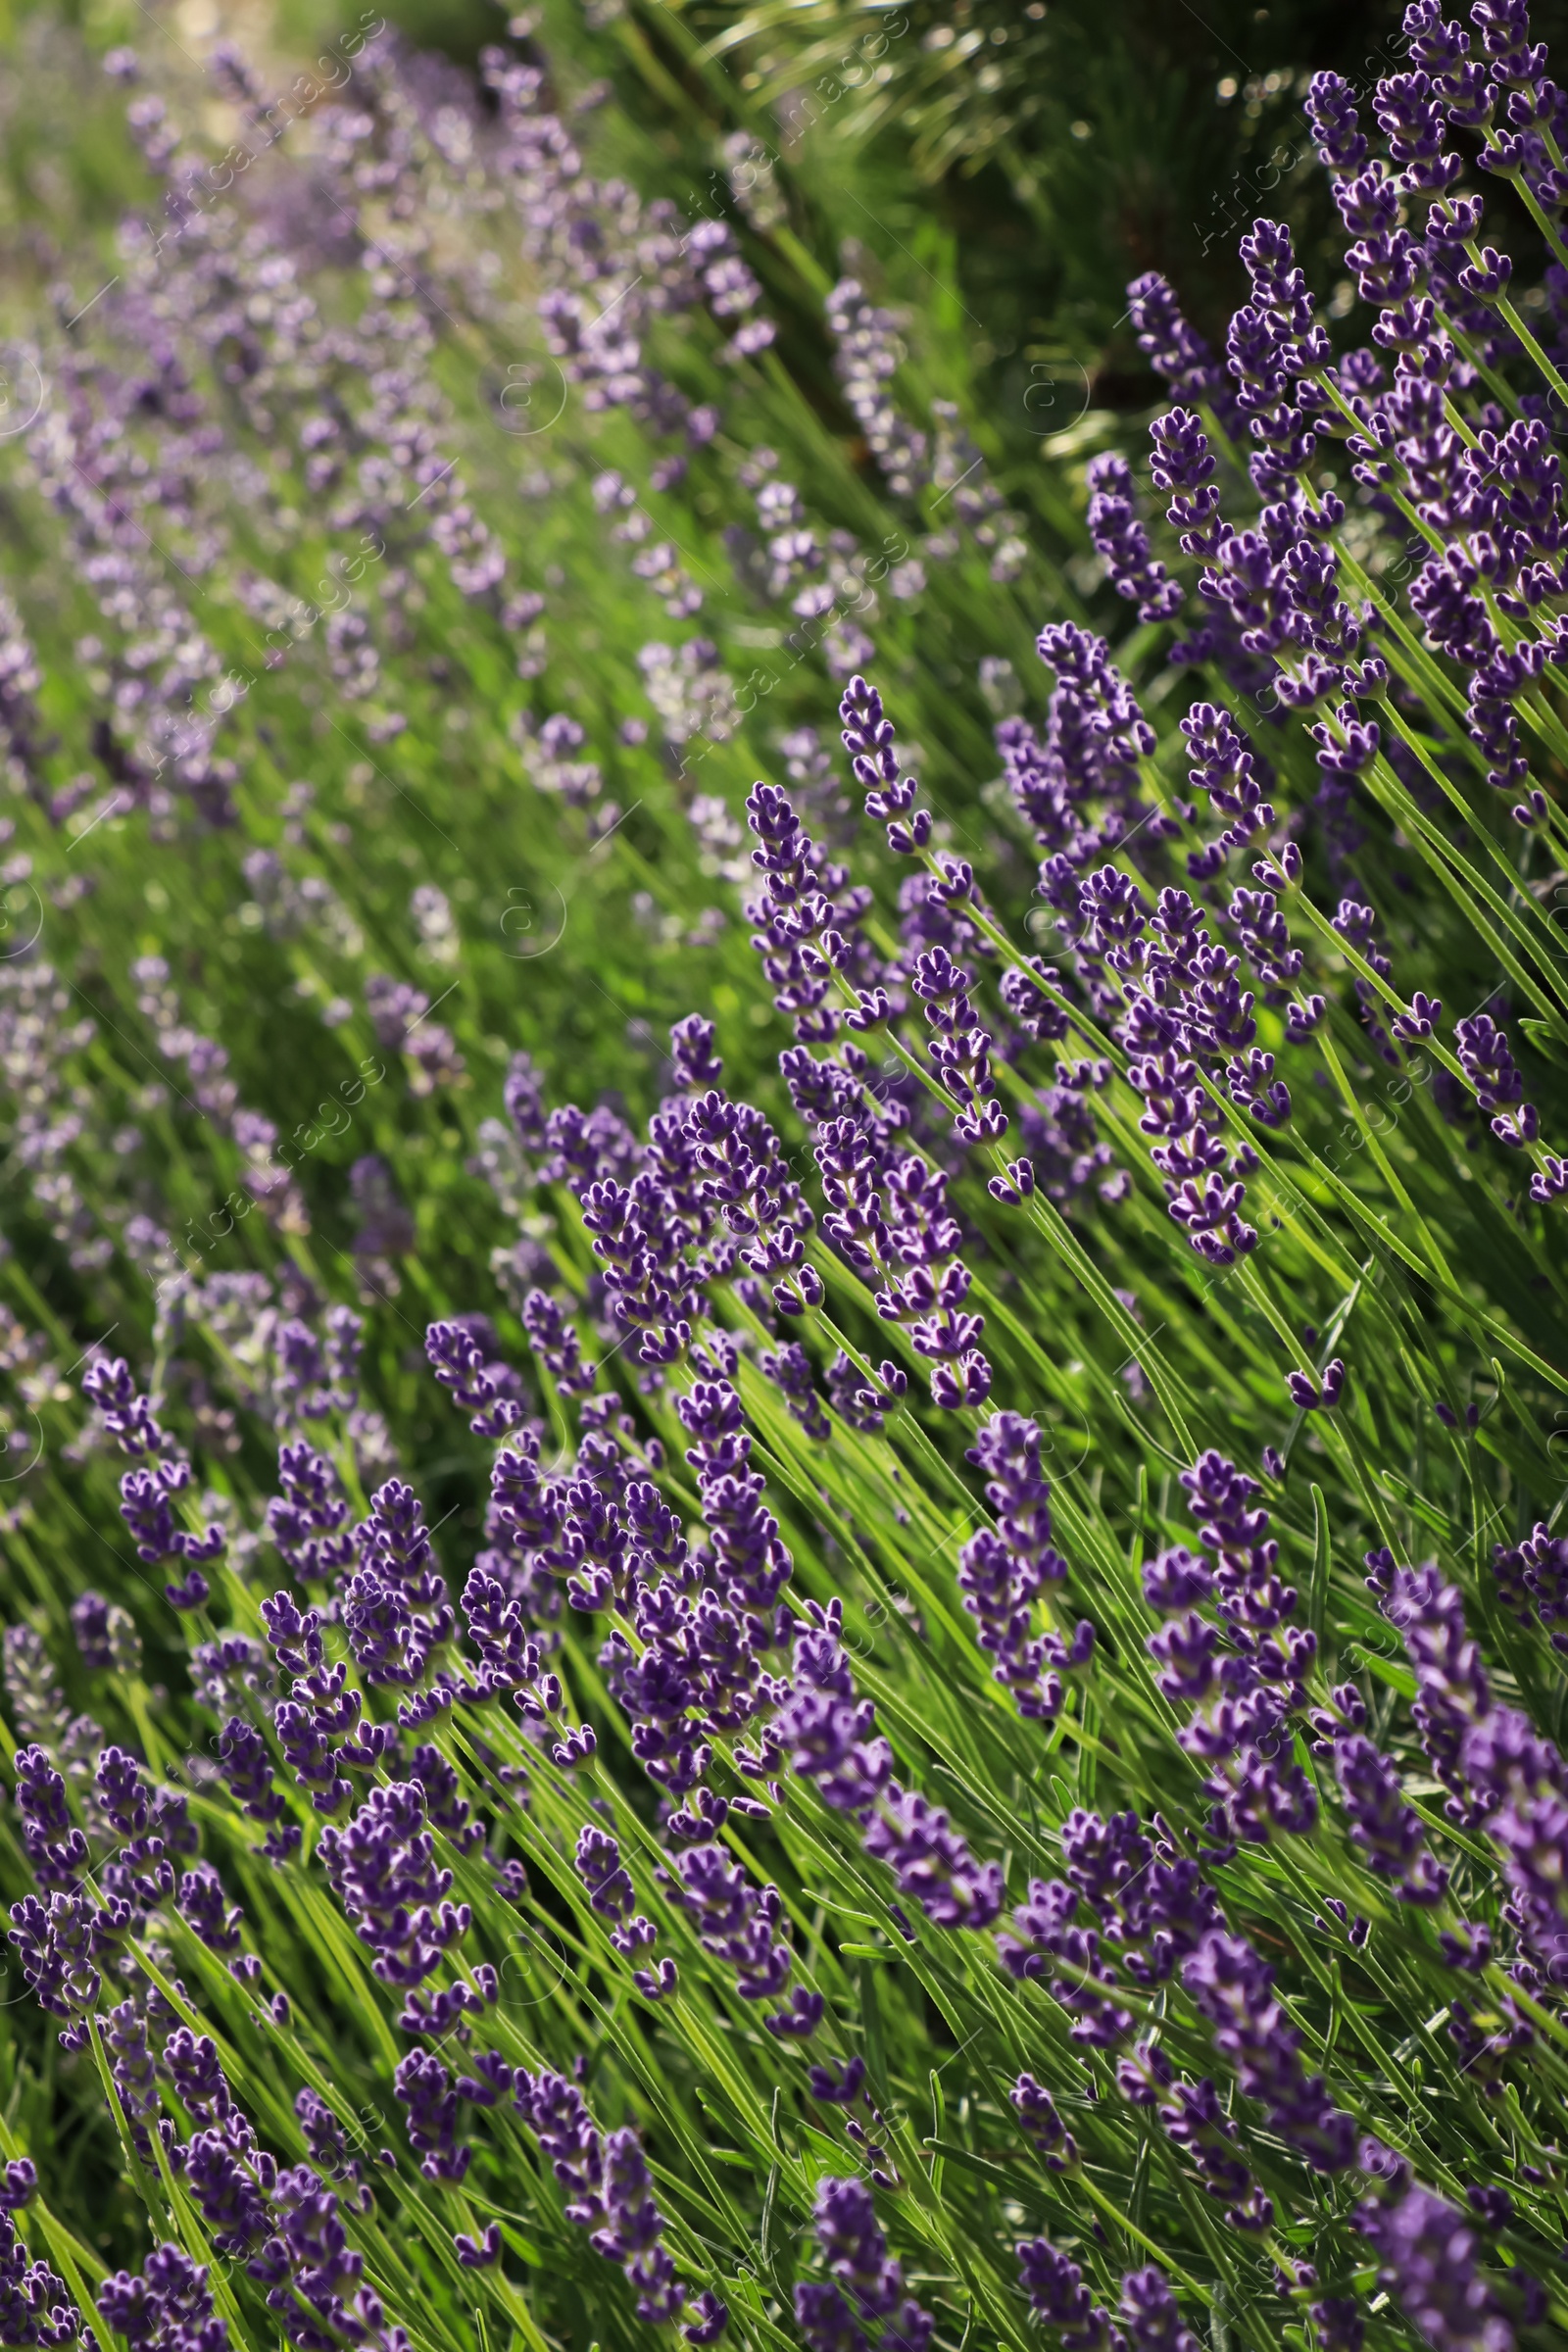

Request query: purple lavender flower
[
  {"left": 349, "top": 1155, "right": 416, "bottom": 1296},
  {"left": 343, "top": 1479, "right": 455, "bottom": 1703},
  {"left": 1010, "top": 2074, "right": 1077, "bottom": 2170},
  {"left": 1000, "top": 1813, "right": 1216, "bottom": 2047},
  {"left": 1354, "top": 2183, "right": 1513, "bottom": 2352},
  {"left": 98, "top": 2243, "right": 224, "bottom": 2352},
  {"left": 1288, "top": 1357, "right": 1346, "bottom": 1411},
  {"left": 1145, "top": 1451, "right": 1319, "bottom": 1843},
  {"left": 823, "top": 284, "right": 929, "bottom": 500},
  {"left": 12, "top": 1748, "right": 88, "bottom": 1890},
  {"left": 8, "top": 1887, "right": 124, "bottom": 2048},
  {"left": 1331, "top": 1735, "right": 1446, "bottom": 1902},
  {"left": 266, "top": 1445, "right": 355, "bottom": 1582},
  {"left": 959, "top": 1412, "right": 1092, "bottom": 1720},
  {"left": 217, "top": 1717, "right": 299, "bottom": 1862},
  {"left": 672, "top": 1842, "right": 792, "bottom": 2000},
  {"left": 1118, "top": 2268, "right": 1200, "bottom": 2352},
  {"left": 808, "top": 1089, "right": 993, "bottom": 1411},
  {"left": 911, "top": 943, "right": 1008, "bottom": 1147},
  {"left": 177, "top": 1863, "right": 244, "bottom": 1959},
  {"left": 1306, "top": 71, "right": 1370, "bottom": 173},
  {"left": 365, "top": 980, "right": 464, "bottom": 1097},
  {"left": 318, "top": 1783, "right": 469, "bottom": 1990},
  {"left": 393, "top": 2049, "right": 468, "bottom": 2182},
  {"left": 575, "top": 1824, "right": 640, "bottom": 1937},
  {"left": 1014, "top": 2237, "right": 1115, "bottom": 2351},
  {"left": 1184, "top": 1930, "right": 1357, "bottom": 2171},
  {"left": 1086, "top": 452, "right": 1184, "bottom": 622},
  {"left": 0, "top": 2212, "right": 79, "bottom": 2349},
  {"left": 1492, "top": 1522, "right": 1568, "bottom": 1650},
  {"left": 1309, "top": 2300, "right": 1365, "bottom": 2352},
  {"left": 80, "top": 1357, "right": 170, "bottom": 1458},
  {"left": 758, "top": 1342, "right": 830, "bottom": 1440},
  {"left": 519, "top": 1290, "right": 598, "bottom": 1396},
  {"left": 1128, "top": 272, "right": 1242, "bottom": 432},
  {"left": 513, "top": 2069, "right": 604, "bottom": 2226},
  {"left": 0, "top": 2166, "right": 35, "bottom": 2219},
  {"left": 410, "top": 1744, "right": 484, "bottom": 1857},
  {"left": 864, "top": 1788, "right": 1004, "bottom": 1930},
  {"left": 1454, "top": 1012, "right": 1538, "bottom": 1148},
  {"left": 1157, "top": 2074, "right": 1274, "bottom": 2230},
  {"left": 1379, "top": 1562, "right": 1492, "bottom": 1824},
  {"left": 684, "top": 1082, "right": 822, "bottom": 1320},
  {"left": 591, "top": 2131, "right": 682, "bottom": 2325},
  {"left": 676, "top": 1378, "right": 794, "bottom": 1621},
  {"left": 512, "top": 2075, "right": 715, "bottom": 2334},
  {"left": 424, "top": 1320, "right": 526, "bottom": 1438},
  {"left": 71, "top": 1592, "right": 140, "bottom": 1677},
  {"left": 119, "top": 1459, "right": 223, "bottom": 1579},
  {"left": 797, "top": 2179, "right": 931, "bottom": 2352},
  {"left": 770, "top": 1603, "right": 889, "bottom": 1809},
  {"left": 1460, "top": 1707, "right": 1568, "bottom": 1988},
  {"left": 293, "top": 2088, "right": 364, "bottom": 2191},
  {"left": 839, "top": 675, "right": 928, "bottom": 854},
  {"left": 264, "top": 2165, "right": 387, "bottom": 2343}
]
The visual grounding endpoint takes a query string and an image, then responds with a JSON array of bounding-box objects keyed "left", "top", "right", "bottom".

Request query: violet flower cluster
[
  {"left": 509, "top": 2072, "right": 725, "bottom": 2341},
  {"left": 795, "top": 2177, "right": 932, "bottom": 2352},
  {"left": 957, "top": 1412, "right": 1094, "bottom": 1721},
  {"left": 80, "top": 1356, "right": 224, "bottom": 1608}
]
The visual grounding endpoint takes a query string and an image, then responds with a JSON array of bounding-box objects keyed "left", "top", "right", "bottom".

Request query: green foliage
[{"left": 0, "top": 9, "right": 1567, "bottom": 2352}]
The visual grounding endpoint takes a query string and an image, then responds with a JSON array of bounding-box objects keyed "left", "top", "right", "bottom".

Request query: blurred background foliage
[
  {"left": 637, "top": 0, "right": 1418, "bottom": 392},
  {"left": 0, "top": 0, "right": 1481, "bottom": 426},
  {"left": 18, "top": 0, "right": 1568, "bottom": 503},
  {"left": 17, "top": 0, "right": 1568, "bottom": 479}
]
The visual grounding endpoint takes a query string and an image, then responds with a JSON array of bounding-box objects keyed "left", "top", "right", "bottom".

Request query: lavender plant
[{"left": 5, "top": 5, "right": 1568, "bottom": 2352}]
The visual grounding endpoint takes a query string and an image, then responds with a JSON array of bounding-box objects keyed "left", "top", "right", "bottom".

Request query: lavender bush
[{"left": 2, "top": 5, "right": 1568, "bottom": 2352}]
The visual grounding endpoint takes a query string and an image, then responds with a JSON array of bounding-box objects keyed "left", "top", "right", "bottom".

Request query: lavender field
[{"left": 1, "top": 4, "right": 1567, "bottom": 2352}]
